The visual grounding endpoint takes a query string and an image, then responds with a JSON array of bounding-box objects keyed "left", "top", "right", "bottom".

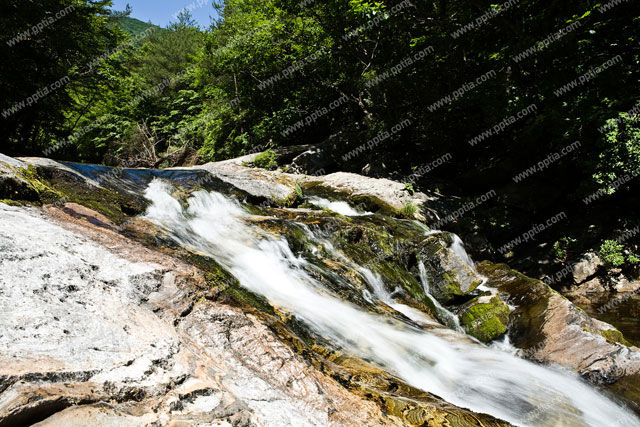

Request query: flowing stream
[{"left": 142, "top": 180, "right": 639, "bottom": 427}]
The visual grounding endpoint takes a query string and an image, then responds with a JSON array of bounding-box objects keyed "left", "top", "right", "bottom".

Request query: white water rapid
[
  {"left": 307, "top": 196, "right": 371, "bottom": 216},
  {"left": 143, "top": 180, "right": 639, "bottom": 427}
]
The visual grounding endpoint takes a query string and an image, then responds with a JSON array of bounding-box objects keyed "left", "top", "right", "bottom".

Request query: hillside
[{"left": 117, "top": 16, "right": 158, "bottom": 37}]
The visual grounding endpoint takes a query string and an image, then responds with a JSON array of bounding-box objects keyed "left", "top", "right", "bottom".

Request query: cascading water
[
  {"left": 143, "top": 180, "right": 639, "bottom": 427},
  {"left": 451, "top": 234, "right": 477, "bottom": 270},
  {"left": 294, "top": 221, "right": 439, "bottom": 327},
  {"left": 358, "top": 266, "right": 440, "bottom": 327},
  {"left": 307, "top": 196, "right": 371, "bottom": 216},
  {"left": 417, "top": 262, "right": 464, "bottom": 332},
  {"left": 448, "top": 232, "right": 491, "bottom": 290}
]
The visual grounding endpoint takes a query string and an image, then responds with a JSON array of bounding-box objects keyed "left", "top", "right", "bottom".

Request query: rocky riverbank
[{"left": 1, "top": 154, "right": 639, "bottom": 425}]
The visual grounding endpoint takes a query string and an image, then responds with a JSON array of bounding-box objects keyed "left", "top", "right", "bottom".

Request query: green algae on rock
[
  {"left": 0, "top": 160, "right": 146, "bottom": 223},
  {"left": 0, "top": 163, "right": 49, "bottom": 204},
  {"left": 600, "top": 327, "right": 632, "bottom": 347},
  {"left": 459, "top": 295, "right": 511, "bottom": 342}
]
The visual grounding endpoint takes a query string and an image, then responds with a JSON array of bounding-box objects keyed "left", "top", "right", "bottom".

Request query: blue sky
[{"left": 111, "top": 0, "right": 220, "bottom": 29}]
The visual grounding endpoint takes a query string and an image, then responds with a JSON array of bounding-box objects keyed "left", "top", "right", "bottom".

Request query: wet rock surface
[
  {"left": 479, "top": 261, "right": 640, "bottom": 408},
  {"left": 192, "top": 158, "right": 438, "bottom": 219},
  {"left": 199, "top": 161, "right": 299, "bottom": 205},
  {"left": 0, "top": 203, "right": 398, "bottom": 426},
  {"left": 418, "top": 233, "right": 483, "bottom": 304},
  {"left": 302, "top": 171, "right": 433, "bottom": 219},
  {"left": 572, "top": 252, "right": 602, "bottom": 284}
]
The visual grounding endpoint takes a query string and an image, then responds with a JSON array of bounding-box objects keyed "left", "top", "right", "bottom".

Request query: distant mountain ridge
[{"left": 117, "top": 17, "right": 159, "bottom": 37}]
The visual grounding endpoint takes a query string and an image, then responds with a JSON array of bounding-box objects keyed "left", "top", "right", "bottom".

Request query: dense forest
[{"left": 1, "top": 0, "right": 639, "bottom": 280}]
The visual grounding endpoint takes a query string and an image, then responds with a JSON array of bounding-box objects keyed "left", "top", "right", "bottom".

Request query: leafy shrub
[
  {"left": 552, "top": 236, "right": 577, "bottom": 260},
  {"left": 600, "top": 240, "right": 628, "bottom": 268},
  {"left": 252, "top": 149, "right": 278, "bottom": 170}
]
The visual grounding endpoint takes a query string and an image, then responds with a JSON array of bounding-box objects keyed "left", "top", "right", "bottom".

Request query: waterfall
[
  {"left": 451, "top": 234, "right": 476, "bottom": 270},
  {"left": 449, "top": 233, "right": 490, "bottom": 289},
  {"left": 143, "top": 180, "right": 639, "bottom": 427},
  {"left": 417, "top": 262, "right": 464, "bottom": 332}
]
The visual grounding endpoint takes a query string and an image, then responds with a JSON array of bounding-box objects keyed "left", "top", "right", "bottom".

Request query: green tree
[
  {"left": 0, "top": 0, "right": 125, "bottom": 155},
  {"left": 592, "top": 108, "right": 640, "bottom": 194},
  {"left": 65, "top": 11, "right": 204, "bottom": 165}
]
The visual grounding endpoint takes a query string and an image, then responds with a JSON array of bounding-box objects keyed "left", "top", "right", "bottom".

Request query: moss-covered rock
[
  {"left": 33, "top": 166, "right": 146, "bottom": 223},
  {"left": 0, "top": 199, "right": 25, "bottom": 207},
  {"left": 331, "top": 222, "right": 435, "bottom": 312},
  {"left": 459, "top": 296, "right": 511, "bottom": 342},
  {"left": 600, "top": 328, "right": 632, "bottom": 347},
  {"left": 17, "top": 165, "right": 65, "bottom": 203},
  {"left": 250, "top": 149, "right": 279, "bottom": 170},
  {"left": 476, "top": 261, "right": 550, "bottom": 351},
  {"left": 1, "top": 159, "right": 148, "bottom": 222},
  {"left": 0, "top": 163, "right": 52, "bottom": 204},
  {"left": 418, "top": 233, "right": 483, "bottom": 304},
  {"left": 183, "top": 251, "right": 276, "bottom": 316}
]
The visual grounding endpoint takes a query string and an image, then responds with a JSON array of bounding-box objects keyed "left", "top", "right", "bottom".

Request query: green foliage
[
  {"left": 1, "top": 0, "right": 125, "bottom": 155},
  {"left": 61, "top": 9, "right": 204, "bottom": 165},
  {"left": 404, "top": 183, "right": 415, "bottom": 195},
  {"left": 252, "top": 149, "right": 278, "bottom": 170},
  {"left": 401, "top": 201, "right": 417, "bottom": 218},
  {"left": 133, "top": 11, "right": 202, "bottom": 87},
  {"left": 599, "top": 239, "right": 639, "bottom": 268},
  {"left": 552, "top": 237, "right": 577, "bottom": 260},
  {"left": 117, "top": 17, "right": 158, "bottom": 37},
  {"left": 592, "top": 108, "right": 640, "bottom": 194}
]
